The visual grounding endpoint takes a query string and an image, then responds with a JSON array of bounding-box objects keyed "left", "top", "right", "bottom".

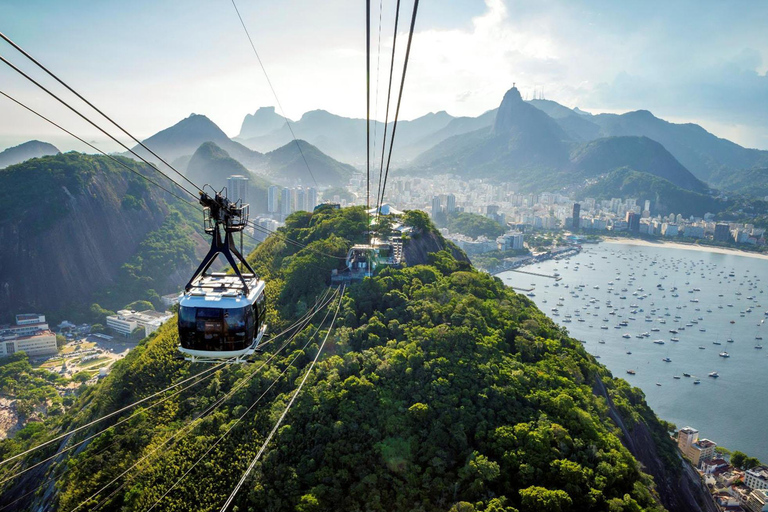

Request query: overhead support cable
[
  {"left": 218, "top": 286, "right": 345, "bottom": 511},
  {"left": 0, "top": 31, "right": 203, "bottom": 195},
  {"left": 374, "top": 0, "right": 401, "bottom": 219},
  {"left": 68, "top": 290, "right": 339, "bottom": 512},
  {"left": 366, "top": 0, "right": 372, "bottom": 220},
  {"left": 0, "top": 53, "right": 199, "bottom": 199},
  {"left": 0, "top": 89, "right": 194, "bottom": 205},
  {"left": 377, "top": 0, "right": 419, "bottom": 219},
  {"left": 229, "top": 0, "right": 318, "bottom": 188}
]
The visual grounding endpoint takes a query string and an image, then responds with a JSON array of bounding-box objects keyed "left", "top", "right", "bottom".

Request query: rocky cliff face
[
  {"left": 403, "top": 228, "right": 470, "bottom": 266},
  {"left": 593, "top": 376, "right": 718, "bottom": 512},
  {"left": 0, "top": 154, "right": 196, "bottom": 317}
]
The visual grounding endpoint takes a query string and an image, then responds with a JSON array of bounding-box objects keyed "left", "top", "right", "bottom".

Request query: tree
[
  {"left": 91, "top": 323, "right": 105, "bottom": 333},
  {"left": 731, "top": 451, "right": 747, "bottom": 468},
  {"left": 403, "top": 210, "right": 431, "bottom": 232},
  {"left": 56, "top": 334, "right": 67, "bottom": 349},
  {"left": 519, "top": 486, "right": 572, "bottom": 512},
  {"left": 124, "top": 300, "right": 154, "bottom": 312},
  {"left": 72, "top": 372, "right": 91, "bottom": 383},
  {"left": 89, "top": 303, "right": 114, "bottom": 324},
  {"left": 447, "top": 212, "right": 505, "bottom": 239}
]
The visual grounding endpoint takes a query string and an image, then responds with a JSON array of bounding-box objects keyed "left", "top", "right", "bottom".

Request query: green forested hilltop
[{"left": 1, "top": 207, "right": 697, "bottom": 512}]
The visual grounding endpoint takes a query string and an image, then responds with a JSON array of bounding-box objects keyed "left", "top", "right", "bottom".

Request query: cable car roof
[{"left": 181, "top": 273, "right": 265, "bottom": 307}]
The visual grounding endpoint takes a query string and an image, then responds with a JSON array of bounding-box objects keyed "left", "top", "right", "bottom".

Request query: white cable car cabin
[
  {"left": 178, "top": 274, "right": 266, "bottom": 363},
  {"left": 178, "top": 190, "right": 267, "bottom": 363}
]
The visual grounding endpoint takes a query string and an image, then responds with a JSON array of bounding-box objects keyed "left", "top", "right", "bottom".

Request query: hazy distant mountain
[
  {"left": 578, "top": 167, "right": 723, "bottom": 217},
  {"left": 527, "top": 101, "right": 768, "bottom": 182},
  {"left": 264, "top": 139, "right": 355, "bottom": 187},
  {"left": 237, "top": 106, "right": 288, "bottom": 139},
  {"left": 590, "top": 110, "right": 768, "bottom": 182},
  {"left": 571, "top": 136, "right": 708, "bottom": 193},
  {"left": 413, "top": 87, "right": 712, "bottom": 194},
  {"left": 0, "top": 140, "right": 60, "bottom": 169},
  {"left": 528, "top": 99, "right": 601, "bottom": 142},
  {"left": 239, "top": 109, "right": 458, "bottom": 165},
  {"left": 400, "top": 109, "right": 497, "bottom": 160},
  {"left": 186, "top": 142, "right": 272, "bottom": 212},
  {"left": 413, "top": 87, "right": 572, "bottom": 188},
  {"left": 132, "top": 114, "right": 263, "bottom": 169}
]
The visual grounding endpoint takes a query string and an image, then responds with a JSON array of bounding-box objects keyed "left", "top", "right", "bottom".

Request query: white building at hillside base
[
  {"left": 0, "top": 314, "right": 57, "bottom": 357},
  {"left": 107, "top": 310, "right": 173, "bottom": 337}
]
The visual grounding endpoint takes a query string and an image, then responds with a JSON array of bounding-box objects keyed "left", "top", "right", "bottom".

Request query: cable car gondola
[{"left": 178, "top": 190, "right": 266, "bottom": 363}]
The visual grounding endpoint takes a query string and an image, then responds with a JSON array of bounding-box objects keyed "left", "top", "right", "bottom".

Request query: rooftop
[
  {"left": 679, "top": 426, "right": 699, "bottom": 434},
  {"left": 747, "top": 466, "right": 768, "bottom": 480}
]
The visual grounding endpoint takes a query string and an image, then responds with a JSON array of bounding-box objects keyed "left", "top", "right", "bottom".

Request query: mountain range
[
  {"left": 231, "top": 90, "right": 768, "bottom": 199},
  {"left": 6, "top": 84, "right": 768, "bottom": 204},
  {"left": 412, "top": 87, "right": 711, "bottom": 195}
]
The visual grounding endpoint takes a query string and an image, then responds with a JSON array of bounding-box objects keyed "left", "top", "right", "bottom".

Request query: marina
[{"left": 499, "top": 241, "right": 768, "bottom": 461}]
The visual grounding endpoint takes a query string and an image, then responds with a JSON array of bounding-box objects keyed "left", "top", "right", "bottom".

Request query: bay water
[{"left": 499, "top": 241, "right": 768, "bottom": 461}]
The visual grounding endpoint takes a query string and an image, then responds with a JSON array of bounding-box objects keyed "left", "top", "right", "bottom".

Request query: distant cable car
[{"left": 178, "top": 190, "right": 266, "bottom": 363}]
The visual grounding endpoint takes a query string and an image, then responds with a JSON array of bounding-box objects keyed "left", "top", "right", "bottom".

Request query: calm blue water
[{"left": 499, "top": 241, "right": 768, "bottom": 461}]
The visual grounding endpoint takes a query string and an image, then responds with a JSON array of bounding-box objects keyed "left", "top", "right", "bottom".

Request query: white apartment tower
[
  {"left": 281, "top": 187, "right": 293, "bottom": 215},
  {"left": 227, "top": 175, "right": 249, "bottom": 205},
  {"left": 268, "top": 185, "right": 280, "bottom": 213}
]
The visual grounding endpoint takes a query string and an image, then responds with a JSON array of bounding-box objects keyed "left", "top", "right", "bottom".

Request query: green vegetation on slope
[
  {"left": 709, "top": 166, "right": 768, "bottom": 198},
  {"left": 443, "top": 211, "right": 505, "bottom": 239},
  {"left": 0, "top": 208, "right": 681, "bottom": 512},
  {"left": 0, "top": 353, "right": 71, "bottom": 420},
  {"left": 578, "top": 167, "right": 725, "bottom": 217}
]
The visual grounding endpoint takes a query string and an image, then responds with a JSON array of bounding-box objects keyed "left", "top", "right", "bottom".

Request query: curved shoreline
[{"left": 602, "top": 237, "right": 768, "bottom": 261}]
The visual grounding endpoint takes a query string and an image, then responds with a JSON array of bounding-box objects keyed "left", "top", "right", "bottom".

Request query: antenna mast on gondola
[{"left": 185, "top": 190, "right": 256, "bottom": 294}]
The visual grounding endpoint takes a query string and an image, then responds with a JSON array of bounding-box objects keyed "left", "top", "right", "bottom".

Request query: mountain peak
[
  {"left": 0, "top": 140, "right": 61, "bottom": 169},
  {"left": 502, "top": 85, "right": 523, "bottom": 102},
  {"left": 238, "top": 106, "right": 287, "bottom": 139},
  {"left": 493, "top": 85, "right": 565, "bottom": 138}
]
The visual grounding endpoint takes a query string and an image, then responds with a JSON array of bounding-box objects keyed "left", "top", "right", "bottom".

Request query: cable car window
[
  {"left": 179, "top": 306, "right": 252, "bottom": 352},
  {"left": 224, "top": 308, "right": 246, "bottom": 336}
]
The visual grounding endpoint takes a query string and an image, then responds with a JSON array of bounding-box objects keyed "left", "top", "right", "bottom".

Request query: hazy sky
[{"left": 1, "top": 0, "right": 767, "bottom": 153}]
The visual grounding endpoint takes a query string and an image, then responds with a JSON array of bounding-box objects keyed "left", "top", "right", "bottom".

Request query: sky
[{"left": 0, "top": 0, "right": 767, "bottom": 153}]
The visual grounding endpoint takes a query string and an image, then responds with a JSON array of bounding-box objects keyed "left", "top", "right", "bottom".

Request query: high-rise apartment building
[
  {"left": 307, "top": 187, "right": 318, "bottom": 211},
  {"left": 268, "top": 185, "right": 280, "bottom": 213},
  {"left": 431, "top": 196, "right": 442, "bottom": 219},
  {"left": 446, "top": 194, "right": 456, "bottom": 214},
  {"left": 227, "top": 175, "right": 249, "bottom": 205},
  {"left": 281, "top": 187, "right": 293, "bottom": 215},
  {"left": 572, "top": 203, "right": 581, "bottom": 230}
]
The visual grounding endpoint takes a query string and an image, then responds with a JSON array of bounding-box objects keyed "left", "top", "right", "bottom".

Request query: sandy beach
[{"left": 603, "top": 237, "right": 768, "bottom": 261}]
